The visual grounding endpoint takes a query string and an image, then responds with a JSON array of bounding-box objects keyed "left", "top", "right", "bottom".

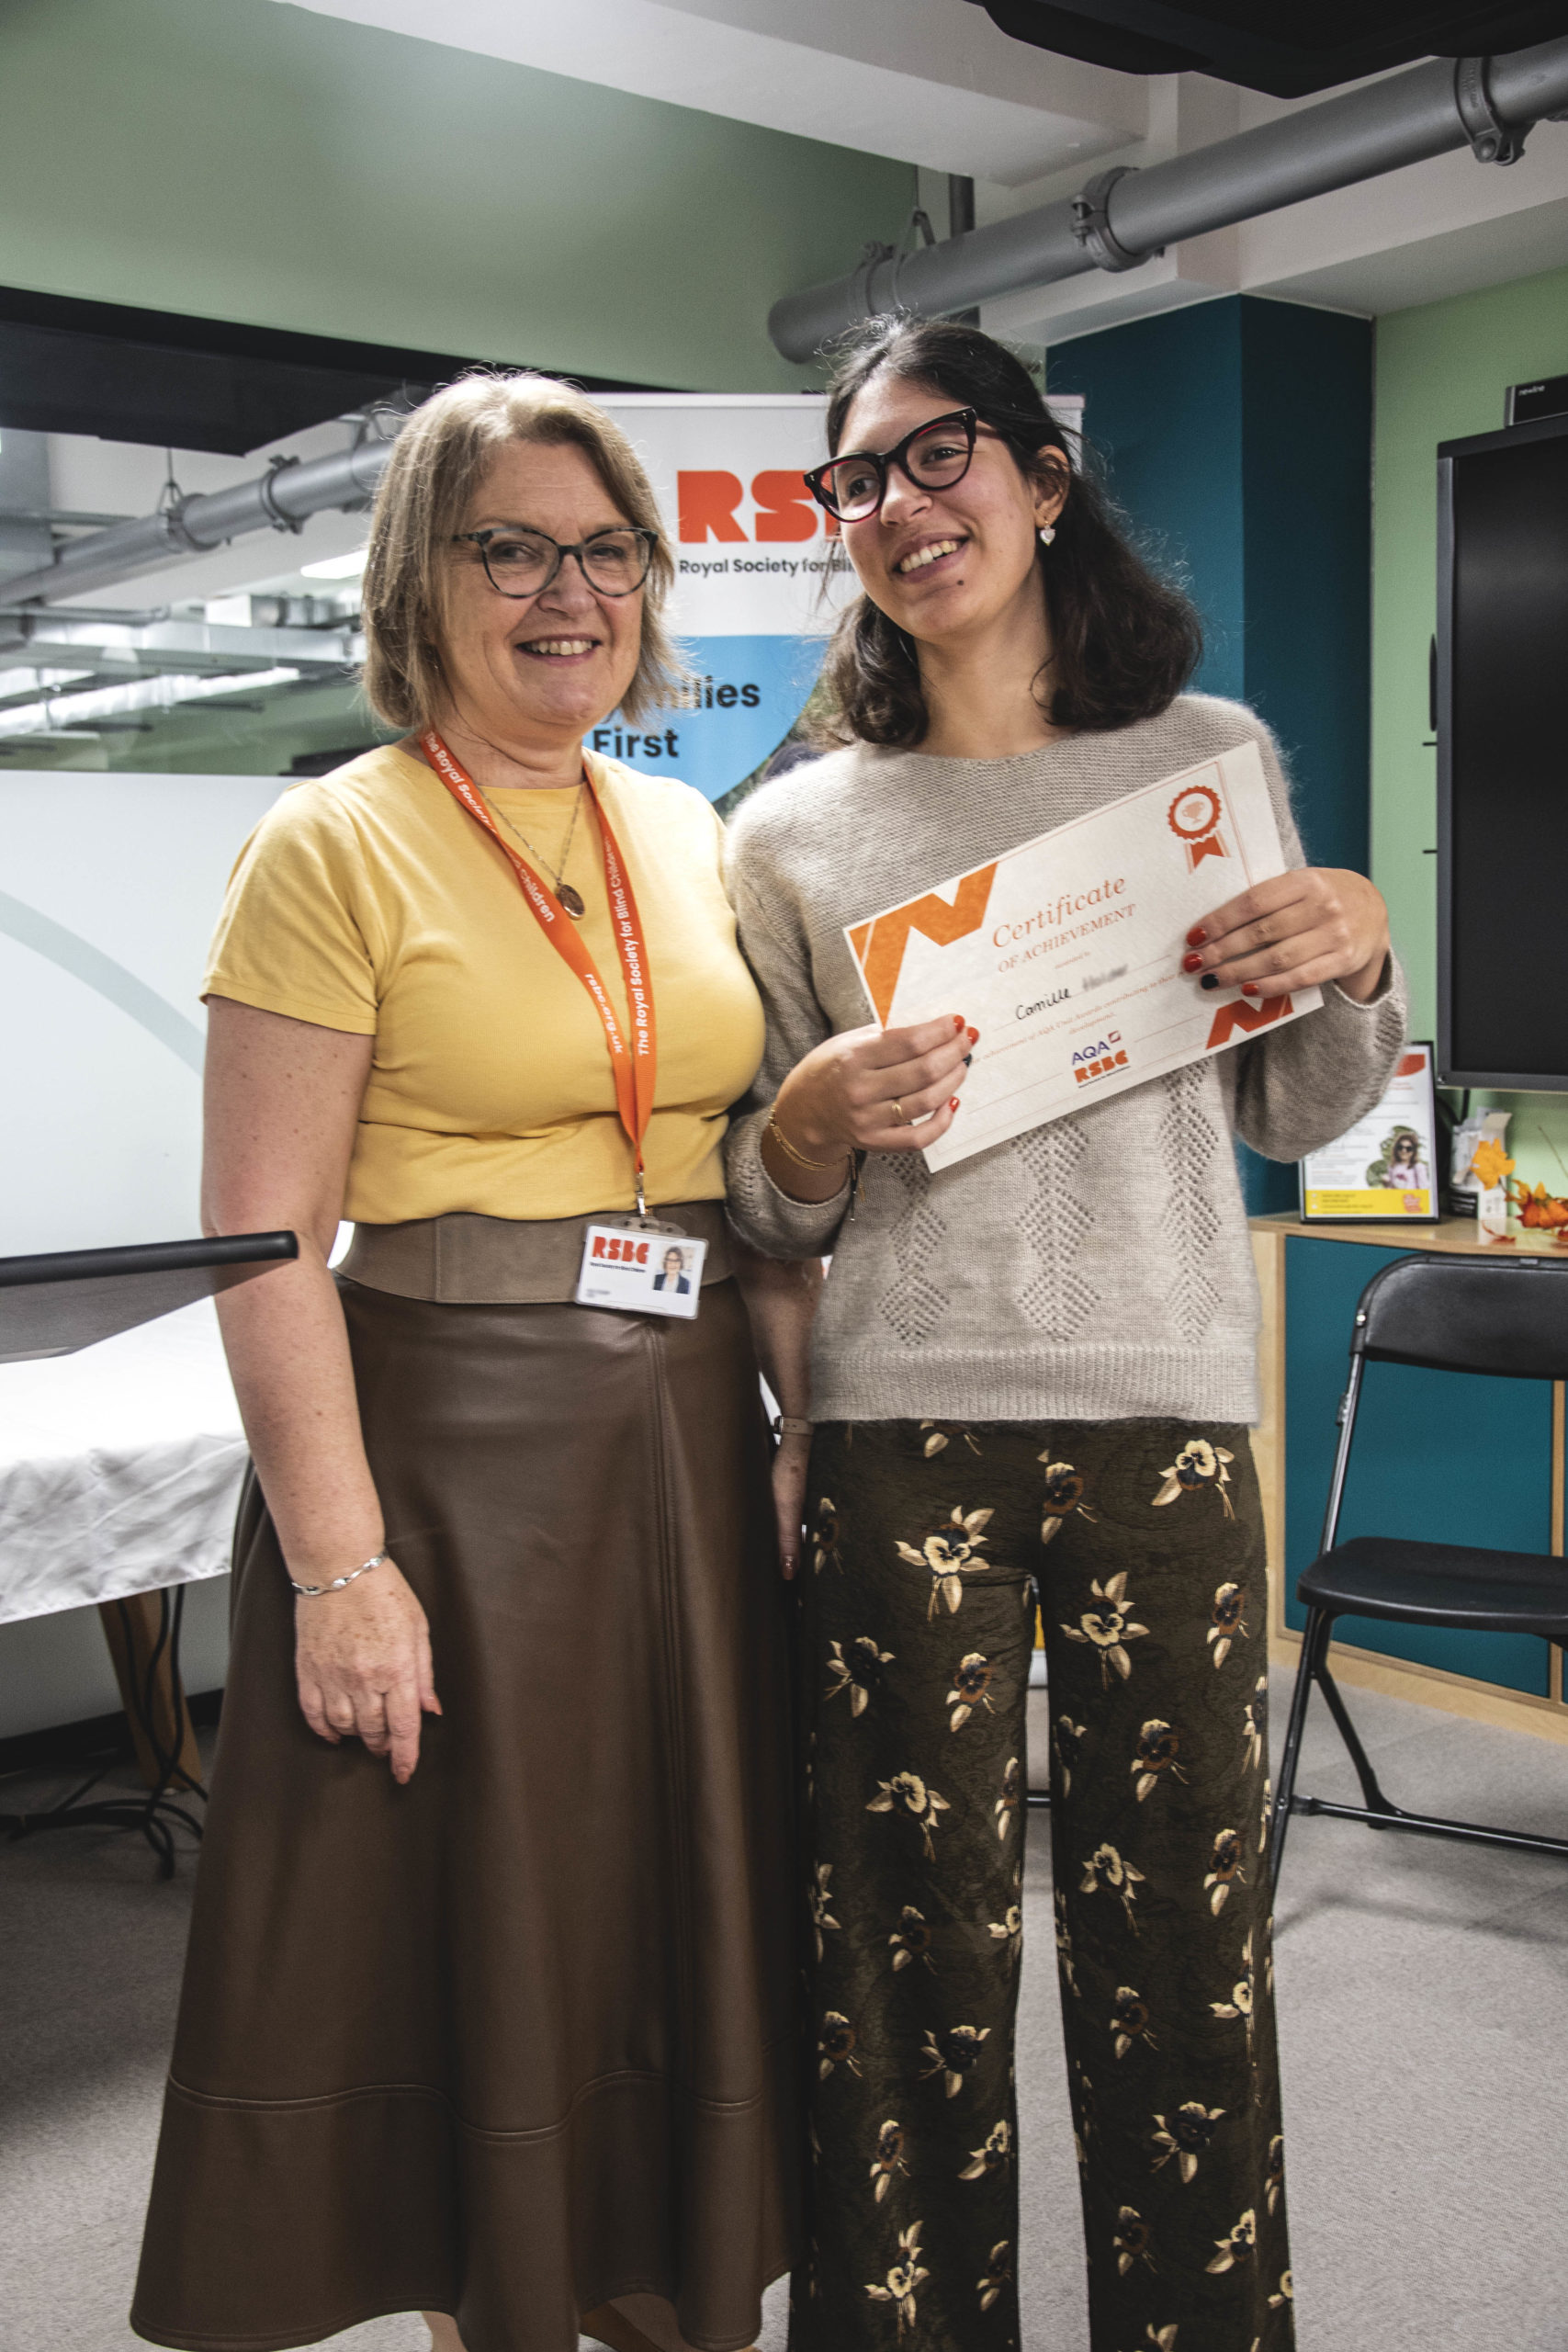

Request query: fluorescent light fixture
[
  {"left": 299, "top": 548, "right": 367, "bottom": 580},
  {"left": 0, "top": 666, "right": 301, "bottom": 737}
]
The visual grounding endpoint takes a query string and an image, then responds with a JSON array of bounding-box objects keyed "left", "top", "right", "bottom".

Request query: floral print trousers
[{"left": 792, "top": 1417, "right": 1293, "bottom": 2352}]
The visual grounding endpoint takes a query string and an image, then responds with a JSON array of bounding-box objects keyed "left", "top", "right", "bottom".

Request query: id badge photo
[{"left": 574, "top": 1220, "right": 706, "bottom": 1319}]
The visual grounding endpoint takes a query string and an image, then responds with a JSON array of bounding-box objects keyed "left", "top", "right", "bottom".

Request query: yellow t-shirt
[{"left": 203, "top": 743, "right": 765, "bottom": 1224}]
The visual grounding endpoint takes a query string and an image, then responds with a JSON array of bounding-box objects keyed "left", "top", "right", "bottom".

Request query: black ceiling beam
[{"left": 0, "top": 286, "right": 662, "bottom": 457}]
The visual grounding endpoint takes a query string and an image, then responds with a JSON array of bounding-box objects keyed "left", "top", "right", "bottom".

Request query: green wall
[
  {"left": 1372, "top": 263, "right": 1568, "bottom": 1193},
  {"left": 0, "top": 0, "right": 911, "bottom": 390}
]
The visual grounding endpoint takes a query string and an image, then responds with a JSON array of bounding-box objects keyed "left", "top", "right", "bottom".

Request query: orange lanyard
[{"left": 421, "top": 729, "right": 658, "bottom": 1214}]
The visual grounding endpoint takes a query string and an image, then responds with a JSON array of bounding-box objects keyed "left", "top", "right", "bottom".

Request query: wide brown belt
[{"left": 339, "top": 1202, "right": 734, "bottom": 1306}]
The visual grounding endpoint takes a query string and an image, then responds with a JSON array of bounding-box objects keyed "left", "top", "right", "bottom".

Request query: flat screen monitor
[{"left": 1437, "top": 413, "right": 1568, "bottom": 1089}]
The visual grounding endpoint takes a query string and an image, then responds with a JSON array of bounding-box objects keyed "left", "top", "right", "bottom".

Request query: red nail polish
[
  {"left": 1242, "top": 981, "right": 1259, "bottom": 997},
  {"left": 949, "top": 1097, "right": 961, "bottom": 1112},
  {"left": 965, "top": 1025, "right": 979, "bottom": 1045},
  {"left": 1186, "top": 924, "right": 1207, "bottom": 948},
  {"left": 1181, "top": 952, "right": 1203, "bottom": 973},
  {"left": 953, "top": 1014, "right": 965, "bottom": 1032}
]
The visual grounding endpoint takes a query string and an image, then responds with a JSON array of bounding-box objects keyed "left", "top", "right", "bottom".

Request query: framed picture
[{"left": 1298, "top": 1042, "right": 1440, "bottom": 1223}]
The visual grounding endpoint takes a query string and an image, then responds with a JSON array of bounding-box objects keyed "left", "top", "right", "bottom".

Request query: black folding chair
[{"left": 1270, "top": 1250, "right": 1568, "bottom": 1886}]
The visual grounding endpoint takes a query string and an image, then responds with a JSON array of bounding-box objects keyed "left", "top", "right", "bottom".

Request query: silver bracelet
[
  {"left": 773, "top": 1414, "right": 814, "bottom": 1440},
  {"left": 288, "top": 1549, "right": 388, "bottom": 1599}
]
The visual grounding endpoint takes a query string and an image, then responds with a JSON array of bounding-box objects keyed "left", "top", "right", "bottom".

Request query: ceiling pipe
[
  {"left": 0, "top": 434, "right": 395, "bottom": 608},
  {"left": 769, "top": 37, "right": 1568, "bottom": 362}
]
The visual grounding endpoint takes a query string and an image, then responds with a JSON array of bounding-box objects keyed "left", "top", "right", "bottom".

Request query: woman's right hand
[
  {"left": 771, "top": 1012, "right": 977, "bottom": 1175},
  {"left": 293, "top": 1557, "right": 441, "bottom": 1784}
]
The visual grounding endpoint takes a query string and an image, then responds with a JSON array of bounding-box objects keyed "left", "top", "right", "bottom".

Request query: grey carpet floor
[{"left": 3, "top": 1667, "right": 1566, "bottom": 2352}]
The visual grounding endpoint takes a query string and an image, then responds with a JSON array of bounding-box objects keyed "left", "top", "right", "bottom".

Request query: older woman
[
  {"left": 132, "top": 373, "right": 802, "bottom": 2352},
  {"left": 726, "top": 321, "right": 1406, "bottom": 2352}
]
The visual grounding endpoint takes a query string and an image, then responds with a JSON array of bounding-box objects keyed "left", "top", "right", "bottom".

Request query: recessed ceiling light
[{"left": 300, "top": 548, "right": 367, "bottom": 580}]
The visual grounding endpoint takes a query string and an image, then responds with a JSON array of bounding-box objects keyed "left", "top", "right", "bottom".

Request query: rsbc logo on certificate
[{"left": 844, "top": 740, "right": 1321, "bottom": 1172}]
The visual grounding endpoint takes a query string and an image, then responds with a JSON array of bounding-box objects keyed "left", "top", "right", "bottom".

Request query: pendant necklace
[{"left": 479, "top": 776, "right": 588, "bottom": 918}]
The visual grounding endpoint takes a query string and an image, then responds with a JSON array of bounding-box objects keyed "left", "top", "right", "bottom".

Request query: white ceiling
[
  {"left": 276, "top": 0, "right": 1147, "bottom": 183},
  {"left": 280, "top": 0, "right": 1568, "bottom": 334}
]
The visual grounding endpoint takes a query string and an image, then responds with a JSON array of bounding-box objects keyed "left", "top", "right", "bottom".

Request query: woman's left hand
[
  {"left": 1185, "top": 866, "right": 1390, "bottom": 1004},
  {"left": 773, "top": 1428, "right": 813, "bottom": 1581}
]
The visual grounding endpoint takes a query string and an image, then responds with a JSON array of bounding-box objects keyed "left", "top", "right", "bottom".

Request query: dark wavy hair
[{"left": 817, "top": 319, "right": 1201, "bottom": 747}]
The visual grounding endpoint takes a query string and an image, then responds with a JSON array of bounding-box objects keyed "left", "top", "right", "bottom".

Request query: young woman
[
  {"left": 132, "top": 373, "right": 807, "bottom": 2352},
  {"left": 726, "top": 321, "right": 1406, "bottom": 2352}
]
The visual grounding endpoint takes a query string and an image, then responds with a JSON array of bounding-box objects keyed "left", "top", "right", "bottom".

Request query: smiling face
[
  {"left": 435, "top": 436, "right": 644, "bottom": 751},
  {"left": 834, "top": 372, "right": 1067, "bottom": 657},
  {"left": 663, "top": 1247, "right": 684, "bottom": 1275}
]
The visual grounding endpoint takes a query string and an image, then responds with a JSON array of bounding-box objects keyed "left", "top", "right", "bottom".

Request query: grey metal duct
[
  {"left": 0, "top": 435, "right": 394, "bottom": 608},
  {"left": 769, "top": 38, "right": 1568, "bottom": 361}
]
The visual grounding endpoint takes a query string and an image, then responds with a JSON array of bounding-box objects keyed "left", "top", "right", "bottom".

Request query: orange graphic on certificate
[{"left": 847, "top": 865, "right": 998, "bottom": 1023}]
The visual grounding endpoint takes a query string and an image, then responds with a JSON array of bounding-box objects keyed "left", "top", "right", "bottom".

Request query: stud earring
[{"left": 1038, "top": 524, "right": 1056, "bottom": 546}]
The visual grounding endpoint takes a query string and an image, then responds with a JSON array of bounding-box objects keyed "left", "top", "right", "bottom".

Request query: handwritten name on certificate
[{"left": 843, "top": 739, "right": 1321, "bottom": 1172}]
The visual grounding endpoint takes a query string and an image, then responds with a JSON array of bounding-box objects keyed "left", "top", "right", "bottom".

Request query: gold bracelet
[{"left": 767, "top": 1109, "right": 845, "bottom": 1174}]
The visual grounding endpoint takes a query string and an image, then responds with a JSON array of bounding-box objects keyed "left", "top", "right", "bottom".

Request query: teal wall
[
  {"left": 1049, "top": 295, "right": 1374, "bottom": 1211},
  {"left": 0, "top": 0, "right": 912, "bottom": 391}
]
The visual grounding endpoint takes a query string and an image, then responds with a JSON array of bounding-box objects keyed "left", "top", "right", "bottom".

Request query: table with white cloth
[{"left": 0, "top": 1299, "right": 247, "bottom": 1839}]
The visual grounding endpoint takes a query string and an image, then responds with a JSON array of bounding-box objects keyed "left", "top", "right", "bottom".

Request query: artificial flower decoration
[
  {"left": 1038, "top": 1456, "right": 1099, "bottom": 1542},
  {"left": 919, "top": 1419, "right": 982, "bottom": 1456},
  {"left": 818, "top": 2010, "right": 863, "bottom": 2080},
  {"left": 864, "top": 2222, "right": 929, "bottom": 2334},
  {"left": 1243, "top": 1675, "right": 1267, "bottom": 1772},
  {"left": 1132, "top": 1717, "right": 1190, "bottom": 1803},
  {"left": 1209, "top": 1932, "right": 1257, "bottom": 2058},
  {"left": 1061, "top": 1572, "right": 1149, "bottom": 1684},
  {"left": 1205, "top": 2210, "right": 1258, "bottom": 2274},
  {"left": 976, "top": 2243, "right": 1012, "bottom": 2313},
  {"left": 959, "top": 2119, "right": 1013, "bottom": 2180},
  {"left": 1150, "top": 2101, "right": 1224, "bottom": 2182},
  {"left": 1113, "top": 2207, "right": 1156, "bottom": 2276},
  {"left": 947, "top": 1651, "right": 997, "bottom": 1730},
  {"left": 825, "top": 1634, "right": 895, "bottom": 1715},
  {"left": 919, "top": 2022, "right": 991, "bottom": 2098},
  {"left": 1081, "top": 1841, "right": 1145, "bottom": 1928},
  {"left": 1052, "top": 1713, "right": 1088, "bottom": 1795},
  {"left": 1110, "top": 1985, "right": 1159, "bottom": 2060},
  {"left": 896, "top": 1504, "right": 995, "bottom": 1617},
  {"left": 868, "top": 2119, "right": 909, "bottom": 2204},
  {"left": 1470, "top": 1134, "right": 1514, "bottom": 1189},
  {"left": 1153, "top": 1436, "right": 1236, "bottom": 1518},
  {"left": 1204, "top": 1827, "right": 1247, "bottom": 1915},
  {"left": 1054, "top": 1888, "right": 1080, "bottom": 1996},
  {"left": 994, "top": 1755, "right": 1021, "bottom": 1841},
  {"left": 809, "top": 1861, "right": 840, "bottom": 1962},
  {"left": 867, "top": 1770, "right": 952, "bottom": 1860},
  {"left": 888, "top": 1905, "right": 935, "bottom": 1974},
  {"left": 1265, "top": 2134, "right": 1285, "bottom": 2216},
  {"left": 1208, "top": 1580, "right": 1248, "bottom": 1667}
]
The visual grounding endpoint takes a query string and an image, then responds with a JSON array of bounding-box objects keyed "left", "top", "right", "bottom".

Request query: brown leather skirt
[{"left": 132, "top": 1274, "right": 799, "bottom": 2352}]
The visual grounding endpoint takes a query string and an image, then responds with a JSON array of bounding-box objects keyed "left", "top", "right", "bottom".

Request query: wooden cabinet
[{"left": 1250, "top": 1214, "right": 1567, "bottom": 1742}]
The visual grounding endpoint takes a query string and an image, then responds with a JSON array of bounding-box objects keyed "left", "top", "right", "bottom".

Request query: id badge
[{"left": 575, "top": 1221, "right": 706, "bottom": 1319}]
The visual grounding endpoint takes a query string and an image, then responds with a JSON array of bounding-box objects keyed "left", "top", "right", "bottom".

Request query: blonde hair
[{"left": 361, "top": 370, "right": 682, "bottom": 730}]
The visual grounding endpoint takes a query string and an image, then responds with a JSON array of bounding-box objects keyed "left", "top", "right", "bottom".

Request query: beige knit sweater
[{"left": 723, "top": 695, "right": 1406, "bottom": 1427}]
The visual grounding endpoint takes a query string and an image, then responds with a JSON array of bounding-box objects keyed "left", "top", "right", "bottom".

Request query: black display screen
[{"left": 1439, "top": 420, "right": 1568, "bottom": 1087}]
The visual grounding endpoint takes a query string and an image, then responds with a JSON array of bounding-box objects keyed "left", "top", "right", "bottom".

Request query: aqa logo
[{"left": 1071, "top": 1033, "right": 1130, "bottom": 1086}]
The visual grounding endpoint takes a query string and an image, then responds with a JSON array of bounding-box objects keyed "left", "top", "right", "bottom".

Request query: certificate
[
  {"left": 844, "top": 740, "right": 1321, "bottom": 1172},
  {"left": 1298, "top": 1042, "right": 1438, "bottom": 1221}
]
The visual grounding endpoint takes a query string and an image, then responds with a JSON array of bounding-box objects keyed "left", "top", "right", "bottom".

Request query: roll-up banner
[
  {"left": 597, "top": 390, "right": 1084, "bottom": 810},
  {"left": 596, "top": 394, "right": 851, "bottom": 808}
]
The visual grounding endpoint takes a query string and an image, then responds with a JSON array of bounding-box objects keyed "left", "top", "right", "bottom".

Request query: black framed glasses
[
  {"left": 452, "top": 525, "right": 658, "bottom": 598},
  {"left": 805, "top": 408, "right": 982, "bottom": 524}
]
